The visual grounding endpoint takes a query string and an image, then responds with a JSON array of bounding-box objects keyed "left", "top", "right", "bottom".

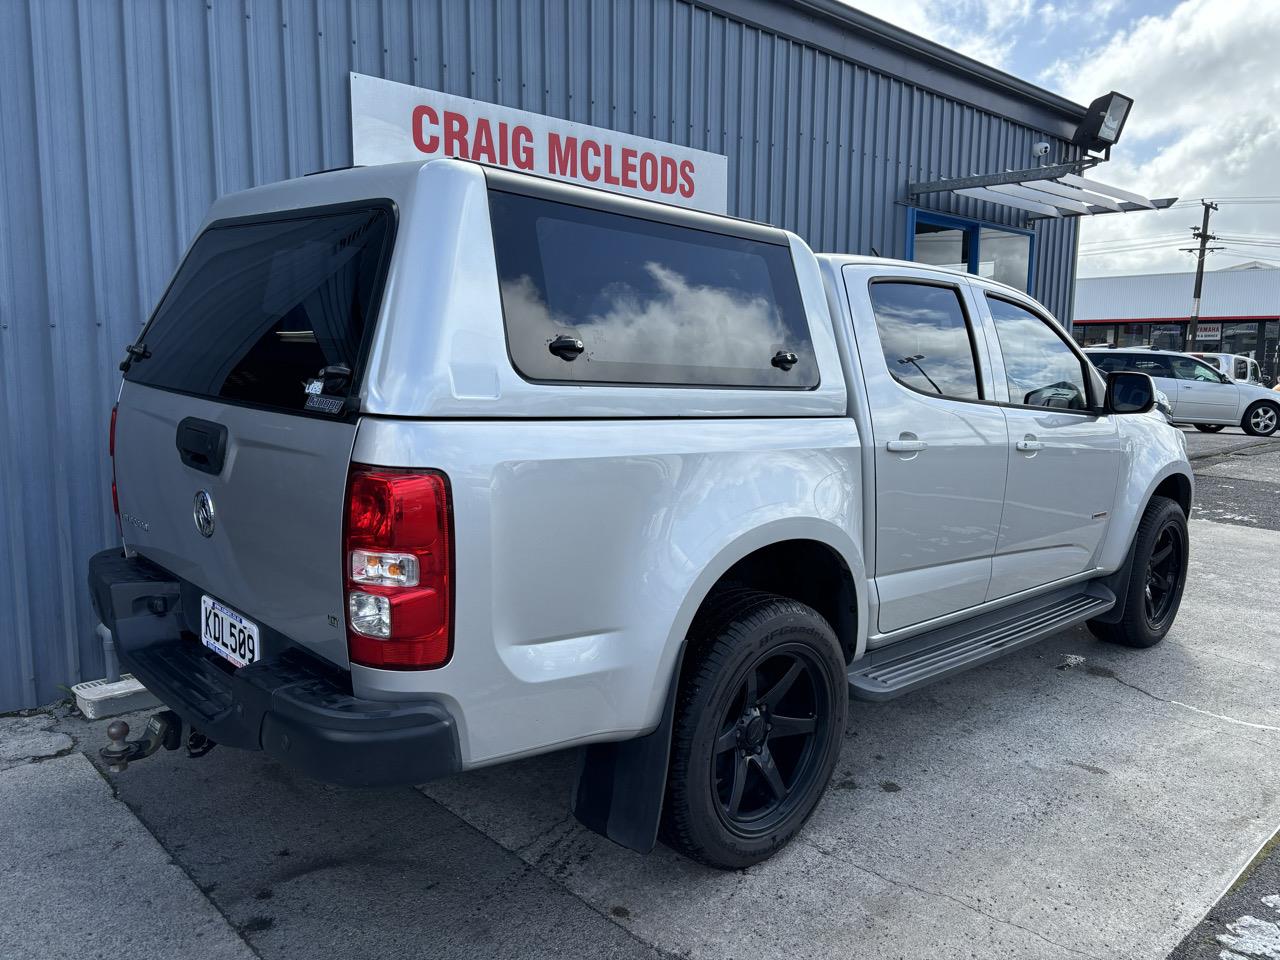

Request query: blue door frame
[{"left": 905, "top": 209, "right": 1037, "bottom": 293}]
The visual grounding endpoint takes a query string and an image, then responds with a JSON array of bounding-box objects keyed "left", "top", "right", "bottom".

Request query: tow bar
[{"left": 100, "top": 711, "right": 217, "bottom": 772}]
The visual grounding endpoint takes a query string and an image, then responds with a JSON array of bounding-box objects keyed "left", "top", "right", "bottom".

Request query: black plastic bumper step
[{"left": 849, "top": 583, "right": 1115, "bottom": 701}]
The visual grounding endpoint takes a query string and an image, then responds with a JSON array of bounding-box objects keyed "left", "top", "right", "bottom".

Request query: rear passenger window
[
  {"left": 1089, "top": 354, "right": 1127, "bottom": 374},
  {"left": 488, "top": 191, "right": 817, "bottom": 387},
  {"left": 1099, "top": 353, "right": 1171, "bottom": 378},
  {"left": 867, "top": 282, "right": 981, "bottom": 400},
  {"left": 986, "top": 296, "right": 1089, "bottom": 410}
]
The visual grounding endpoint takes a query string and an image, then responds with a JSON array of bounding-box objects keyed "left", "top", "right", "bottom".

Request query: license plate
[{"left": 200, "top": 595, "right": 260, "bottom": 668}]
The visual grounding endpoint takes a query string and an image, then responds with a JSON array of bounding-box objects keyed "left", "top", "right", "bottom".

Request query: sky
[{"left": 845, "top": 0, "right": 1280, "bottom": 277}]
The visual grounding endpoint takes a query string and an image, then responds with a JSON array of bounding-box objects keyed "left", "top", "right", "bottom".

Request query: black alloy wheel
[
  {"left": 712, "top": 645, "right": 830, "bottom": 837},
  {"left": 1087, "top": 495, "right": 1189, "bottom": 648},
  {"left": 662, "top": 589, "right": 846, "bottom": 869},
  {"left": 1143, "top": 519, "right": 1185, "bottom": 631}
]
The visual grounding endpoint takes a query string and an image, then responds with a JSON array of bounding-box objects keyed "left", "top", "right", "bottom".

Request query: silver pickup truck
[{"left": 90, "top": 158, "right": 1193, "bottom": 869}]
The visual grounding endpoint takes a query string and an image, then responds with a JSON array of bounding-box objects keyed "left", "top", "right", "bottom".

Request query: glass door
[{"left": 907, "top": 211, "right": 1035, "bottom": 293}]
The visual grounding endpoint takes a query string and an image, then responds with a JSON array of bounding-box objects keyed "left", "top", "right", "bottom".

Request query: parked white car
[
  {"left": 90, "top": 159, "right": 1194, "bottom": 869},
  {"left": 1190, "top": 352, "right": 1265, "bottom": 386},
  {"left": 1087, "top": 347, "right": 1280, "bottom": 436}
]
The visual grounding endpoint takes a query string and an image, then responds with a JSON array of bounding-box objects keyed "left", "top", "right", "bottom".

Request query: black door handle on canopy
[{"left": 549, "top": 335, "right": 585, "bottom": 361}]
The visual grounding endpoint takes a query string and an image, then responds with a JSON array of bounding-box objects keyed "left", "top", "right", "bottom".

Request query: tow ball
[{"left": 100, "top": 711, "right": 217, "bottom": 772}]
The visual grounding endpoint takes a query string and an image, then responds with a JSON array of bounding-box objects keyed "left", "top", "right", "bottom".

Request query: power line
[
  {"left": 1217, "top": 237, "right": 1280, "bottom": 247},
  {"left": 1078, "top": 232, "right": 1187, "bottom": 247},
  {"left": 1076, "top": 240, "right": 1194, "bottom": 256}
]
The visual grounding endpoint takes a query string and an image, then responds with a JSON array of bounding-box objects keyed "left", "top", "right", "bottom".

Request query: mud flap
[
  {"left": 570, "top": 662, "right": 680, "bottom": 854},
  {"left": 1089, "top": 525, "right": 1140, "bottom": 625}
]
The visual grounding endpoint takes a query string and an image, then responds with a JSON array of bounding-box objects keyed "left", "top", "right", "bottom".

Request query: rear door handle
[
  {"left": 1015, "top": 436, "right": 1042, "bottom": 453},
  {"left": 886, "top": 439, "right": 928, "bottom": 453}
]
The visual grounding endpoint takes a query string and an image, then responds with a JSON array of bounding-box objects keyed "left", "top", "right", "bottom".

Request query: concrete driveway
[{"left": 4, "top": 517, "right": 1279, "bottom": 960}]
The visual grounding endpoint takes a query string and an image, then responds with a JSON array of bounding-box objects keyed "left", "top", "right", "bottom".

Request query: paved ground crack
[
  {"left": 1102, "top": 673, "right": 1280, "bottom": 734},
  {"left": 513, "top": 813, "right": 577, "bottom": 855},
  {"left": 800, "top": 838, "right": 1107, "bottom": 960}
]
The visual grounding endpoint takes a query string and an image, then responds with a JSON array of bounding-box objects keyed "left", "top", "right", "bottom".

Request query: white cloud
[
  {"left": 842, "top": 0, "right": 1280, "bottom": 279},
  {"left": 840, "top": 0, "right": 1034, "bottom": 68},
  {"left": 1037, "top": 0, "right": 1280, "bottom": 277}
]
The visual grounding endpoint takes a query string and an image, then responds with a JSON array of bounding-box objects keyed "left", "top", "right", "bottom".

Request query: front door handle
[
  {"left": 1015, "top": 435, "right": 1043, "bottom": 453},
  {"left": 886, "top": 438, "right": 928, "bottom": 453}
]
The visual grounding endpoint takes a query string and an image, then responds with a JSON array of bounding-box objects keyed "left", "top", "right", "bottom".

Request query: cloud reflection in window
[
  {"left": 502, "top": 262, "right": 793, "bottom": 384},
  {"left": 870, "top": 284, "right": 980, "bottom": 400}
]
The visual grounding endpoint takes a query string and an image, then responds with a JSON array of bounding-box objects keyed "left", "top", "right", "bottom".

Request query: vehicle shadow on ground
[{"left": 91, "top": 737, "right": 657, "bottom": 960}]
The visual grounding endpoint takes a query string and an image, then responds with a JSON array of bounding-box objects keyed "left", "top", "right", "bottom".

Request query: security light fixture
[{"left": 1072, "top": 91, "right": 1134, "bottom": 157}]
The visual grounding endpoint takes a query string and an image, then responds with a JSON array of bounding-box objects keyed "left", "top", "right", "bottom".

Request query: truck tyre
[
  {"left": 1087, "top": 495, "right": 1188, "bottom": 648},
  {"left": 662, "top": 589, "right": 846, "bottom": 869},
  {"left": 1193, "top": 424, "right": 1224, "bottom": 433},
  {"left": 1242, "top": 401, "right": 1279, "bottom": 437}
]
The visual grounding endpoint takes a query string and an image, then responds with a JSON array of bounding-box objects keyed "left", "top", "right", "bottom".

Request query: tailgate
[
  {"left": 112, "top": 201, "right": 396, "bottom": 669},
  {"left": 114, "top": 384, "right": 355, "bottom": 668}
]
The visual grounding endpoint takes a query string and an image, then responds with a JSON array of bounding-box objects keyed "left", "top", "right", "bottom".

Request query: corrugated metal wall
[{"left": 0, "top": 0, "right": 1079, "bottom": 711}]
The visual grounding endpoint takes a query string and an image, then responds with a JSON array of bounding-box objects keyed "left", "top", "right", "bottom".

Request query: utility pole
[{"left": 1182, "top": 200, "right": 1221, "bottom": 347}]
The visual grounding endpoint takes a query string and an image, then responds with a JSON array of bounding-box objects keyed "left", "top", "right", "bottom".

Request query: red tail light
[
  {"left": 343, "top": 464, "right": 453, "bottom": 669},
  {"left": 109, "top": 404, "right": 121, "bottom": 535}
]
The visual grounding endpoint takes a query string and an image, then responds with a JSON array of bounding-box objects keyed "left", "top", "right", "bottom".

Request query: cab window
[
  {"left": 867, "top": 281, "right": 982, "bottom": 400},
  {"left": 986, "top": 295, "right": 1089, "bottom": 410},
  {"left": 1234, "top": 358, "right": 1249, "bottom": 380}
]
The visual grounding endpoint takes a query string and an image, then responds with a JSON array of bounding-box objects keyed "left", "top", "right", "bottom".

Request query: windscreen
[{"left": 125, "top": 205, "right": 393, "bottom": 414}]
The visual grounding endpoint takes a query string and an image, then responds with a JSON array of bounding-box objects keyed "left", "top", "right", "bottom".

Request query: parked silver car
[
  {"left": 90, "top": 159, "right": 1194, "bottom": 869},
  {"left": 1087, "top": 347, "right": 1280, "bottom": 436}
]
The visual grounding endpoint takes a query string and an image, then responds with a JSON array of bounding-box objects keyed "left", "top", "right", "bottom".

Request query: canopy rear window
[
  {"left": 125, "top": 203, "right": 394, "bottom": 414},
  {"left": 488, "top": 191, "right": 817, "bottom": 388}
]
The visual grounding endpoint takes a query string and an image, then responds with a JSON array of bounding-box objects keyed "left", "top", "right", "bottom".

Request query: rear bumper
[{"left": 87, "top": 548, "right": 460, "bottom": 787}]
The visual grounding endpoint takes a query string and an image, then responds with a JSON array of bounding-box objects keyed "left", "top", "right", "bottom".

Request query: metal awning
[{"left": 907, "top": 161, "right": 1176, "bottom": 219}]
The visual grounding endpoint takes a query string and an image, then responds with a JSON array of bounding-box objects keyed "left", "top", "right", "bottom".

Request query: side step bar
[{"left": 849, "top": 582, "right": 1116, "bottom": 701}]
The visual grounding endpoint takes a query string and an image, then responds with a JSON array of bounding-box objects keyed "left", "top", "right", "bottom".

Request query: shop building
[
  {"left": 0, "top": 0, "right": 1167, "bottom": 710},
  {"left": 1072, "top": 267, "right": 1280, "bottom": 380}
]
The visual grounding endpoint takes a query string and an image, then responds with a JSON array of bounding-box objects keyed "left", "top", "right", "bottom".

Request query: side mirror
[{"left": 1104, "top": 371, "right": 1155, "bottom": 414}]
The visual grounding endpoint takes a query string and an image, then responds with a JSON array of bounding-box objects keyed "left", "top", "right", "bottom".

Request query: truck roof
[
  {"left": 207, "top": 158, "right": 790, "bottom": 242},
  {"left": 205, "top": 160, "right": 1038, "bottom": 306},
  {"left": 815, "top": 252, "right": 1038, "bottom": 302}
]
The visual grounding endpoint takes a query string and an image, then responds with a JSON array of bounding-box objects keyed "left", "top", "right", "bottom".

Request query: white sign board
[
  {"left": 1195, "top": 322, "right": 1222, "bottom": 340},
  {"left": 350, "top": 73, "right": 729, "bottom": 213}
]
